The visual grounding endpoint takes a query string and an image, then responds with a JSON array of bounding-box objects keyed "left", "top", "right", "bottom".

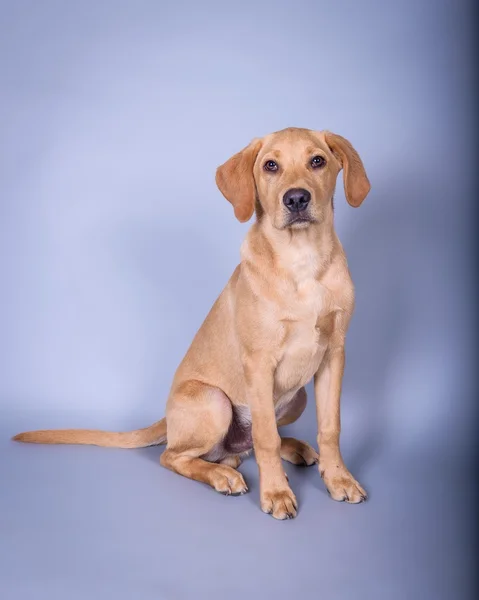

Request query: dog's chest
[{"left": 274, "top": 276, "right": 336, "bottom": 395}]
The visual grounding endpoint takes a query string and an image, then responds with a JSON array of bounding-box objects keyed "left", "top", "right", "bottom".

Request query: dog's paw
[
  {"left": 320, "top": 466, "right": 367, "bottom": 503},
  {"left": 212, "top": 466, "right": 248, "bottom": 496},
  {"left": 281, "top": 438, "right": 319, "bottom": 466},
  {"left": 261, "top": 487, "right": 298, "bottom": 520}
]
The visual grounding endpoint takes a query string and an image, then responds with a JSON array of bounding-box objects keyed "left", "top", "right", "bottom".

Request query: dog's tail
[{"left": 12, "top": 418, "right": 167, "bottom": 449}]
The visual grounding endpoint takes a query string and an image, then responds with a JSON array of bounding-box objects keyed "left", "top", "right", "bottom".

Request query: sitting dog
[{"left": 14, "top": 127, "right": 371, "bottom": 520}]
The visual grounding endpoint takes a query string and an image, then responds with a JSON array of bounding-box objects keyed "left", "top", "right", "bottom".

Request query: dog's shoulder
[{"left": 318, "top": 242, "right": 355, "bottom": 315}]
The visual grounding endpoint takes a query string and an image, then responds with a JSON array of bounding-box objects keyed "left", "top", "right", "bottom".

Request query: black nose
[{"left": 282, "top": 188, "right": 311, "bottom": 212}]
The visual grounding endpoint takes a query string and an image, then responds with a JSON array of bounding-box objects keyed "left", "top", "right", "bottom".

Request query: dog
[{"left": 13, "top": 127, "right": 371, "bottom": 520}]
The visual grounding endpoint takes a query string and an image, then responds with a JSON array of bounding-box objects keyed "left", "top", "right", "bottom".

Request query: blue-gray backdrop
[{"left": 1, "top": 1, "right": 476, "bottom": 599}]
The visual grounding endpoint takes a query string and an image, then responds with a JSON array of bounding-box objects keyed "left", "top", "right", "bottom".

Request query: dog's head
[{"left": 216, "top": 127, "right": 370, "bottom": 229}]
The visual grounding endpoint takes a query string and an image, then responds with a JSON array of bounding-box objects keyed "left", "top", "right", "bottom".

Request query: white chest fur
[{"left": 273, "top": 244, "right": 337, "bottom": 398}]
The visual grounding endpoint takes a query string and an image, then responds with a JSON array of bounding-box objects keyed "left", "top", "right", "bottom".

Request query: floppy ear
[
  {"left": 215, "top": 138, "right": 263, "bottom": 222},
  {"left": 324, "top": 132, "right": 371, "bottom": 207}
]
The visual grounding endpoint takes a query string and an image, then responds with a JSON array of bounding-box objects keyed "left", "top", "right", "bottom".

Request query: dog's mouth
[{"left": 284, "top": 214, "right": 315, "bottom": 228}]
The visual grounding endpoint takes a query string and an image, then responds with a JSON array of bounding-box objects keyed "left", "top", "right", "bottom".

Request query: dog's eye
[
  {"left": 311, "top": 155, "right": 326, "bottom": 169},
  {"left": 264, "top": 160, "right": 278, "bottom": 172}
]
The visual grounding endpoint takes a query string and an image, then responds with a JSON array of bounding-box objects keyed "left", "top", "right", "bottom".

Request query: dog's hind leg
[
  {"left": 276, "top": 387, "right": 319, "bottom": 466},
  {"left": 219, "top": 455, "right": 242, "bottom": 468},
  {"left": 280, "top": 437, "right": 319, "bottom": 466},
  {"left": 160, "top": 380, "right": 248, "bottom": 496}
]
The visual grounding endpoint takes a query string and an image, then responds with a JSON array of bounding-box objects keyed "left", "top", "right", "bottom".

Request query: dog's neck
[{"left": 242, "top": 203, "right": 336, "bottom": 283}]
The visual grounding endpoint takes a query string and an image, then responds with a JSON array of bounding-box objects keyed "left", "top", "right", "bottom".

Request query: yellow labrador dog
[{"left": 14, "top": 127, "right": 371, "bottom": 520}]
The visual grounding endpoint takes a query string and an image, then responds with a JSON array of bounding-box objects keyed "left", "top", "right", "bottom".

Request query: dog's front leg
[
  {"left": 245, "top": 356, "right": 298, "bottom": 520},
  {"left": 314, "top": 344, "right": 367, "bottom": 503}
]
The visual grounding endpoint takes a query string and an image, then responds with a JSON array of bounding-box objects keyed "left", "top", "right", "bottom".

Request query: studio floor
[{"left": 1, "top": 409, "right": 474, "bottom": 600}]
